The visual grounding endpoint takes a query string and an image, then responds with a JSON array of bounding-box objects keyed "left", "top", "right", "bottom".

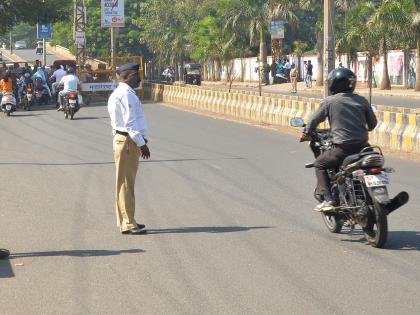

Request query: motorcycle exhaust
[{"left": 386, "top": 191, "right": 409, "bottom": 214}]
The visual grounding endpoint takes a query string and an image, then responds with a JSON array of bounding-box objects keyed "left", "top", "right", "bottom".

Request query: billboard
[
  {"left": 37, "top": 23, "right": 52, "bottom": 39},
  {"left": 271, "top": 21, "right": 285, "bottom": 39},
  {"left": 101, "top": 0, "right": 125, "bottom": 28}
]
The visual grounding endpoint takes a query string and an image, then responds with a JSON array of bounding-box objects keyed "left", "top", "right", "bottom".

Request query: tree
[
  {"left": 299, "top": 0, "right": 361, "bottom": 86},
  {"left": 0, "top": 0, "right": 70, "bottom": 33},
  {"left": 224, "top": 0, "right": 297, "bottom": 67},
  {"left": 412, "top": 0, "right": 420, "bottom": 91},
  {"left": 369, "top": 0, "right": 415, "bottom": 90}
]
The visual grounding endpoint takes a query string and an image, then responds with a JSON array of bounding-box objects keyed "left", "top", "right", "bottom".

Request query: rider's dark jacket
[{"left": 305, "top": 92, "right": 377, "bottom": 144}]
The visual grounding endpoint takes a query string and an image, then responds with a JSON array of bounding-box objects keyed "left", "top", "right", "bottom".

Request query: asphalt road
[
  {"left": 4, "top": 48, "right": 60, "bottom": 66},
  {"left": 0, "top": 101, "right": 419, "bottom": 314},
  {"left": 219, "top": 84, "right": 420, "bottom": 109}
]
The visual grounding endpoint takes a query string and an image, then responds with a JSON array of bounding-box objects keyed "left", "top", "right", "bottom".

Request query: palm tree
[
  {"left": 299, "top": 0, "right": 360, "bottom": 86},
  {"left": 412, "top": 1, "right": 420, "bottom": 91},
  {"left": 369, "top": 0, "right": 415, "bottom": 90},
  {"left": 224, "top": 0, "right": 297, "bottom": 67},
  {"left": 341, "top": 1, "right": 379, "bottom": 103}
]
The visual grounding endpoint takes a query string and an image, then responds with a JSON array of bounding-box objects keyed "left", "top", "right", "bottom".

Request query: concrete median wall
[{"left": 144, "top": 83, "right": 420, "bottom": 155}]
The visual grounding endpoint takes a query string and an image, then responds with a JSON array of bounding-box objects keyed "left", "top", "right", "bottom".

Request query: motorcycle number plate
[
  {"left": 5, "top": 105, "right": 12, "bottom": 111},
  {"left": 69, "top": 99, "right": 77, "bottom": 104},
  {"left": 364, "top": 173, "right": 389, "bottom": 187}
]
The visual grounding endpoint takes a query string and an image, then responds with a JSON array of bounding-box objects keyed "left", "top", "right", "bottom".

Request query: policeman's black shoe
[
  {"left": 122, "top": 227, "right": 147, "bottom": 235},
  {"left": 0, "top": 249, "right": 10, "bottom": 259},
  {"left": 137, "top": 224, "right": 146, "bottom": 229}
]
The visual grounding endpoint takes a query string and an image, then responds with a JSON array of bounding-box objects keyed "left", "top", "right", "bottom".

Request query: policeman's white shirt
[
  {"left": 59, "top": 74, "right": 79, "bottom": 93},
  {"left": 108, "top": 82, "right": 148, "bottom": 147}
]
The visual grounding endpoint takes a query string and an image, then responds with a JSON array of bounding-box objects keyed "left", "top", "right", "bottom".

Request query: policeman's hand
[
  {"left": 140, "top": 144, "right": 150, "bottom": 160},
  {"left": 299, "top": 133, "right": 311, "bottom": 142}
]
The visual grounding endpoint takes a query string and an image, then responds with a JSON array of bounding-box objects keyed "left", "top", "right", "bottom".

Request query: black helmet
[
  {"left": 67, "top": 67, "right": 75, "bottom": 74},
  {"left": 328, "top": 68, "right": 356, "bottom": 95}
]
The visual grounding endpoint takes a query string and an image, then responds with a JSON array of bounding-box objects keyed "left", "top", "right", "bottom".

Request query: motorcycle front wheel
[
  {"left": 322, "top": 213, "right": 343, "bottom": 233},
  {"left": 363, "top": 202, "right": 388, "bottom": 248}
]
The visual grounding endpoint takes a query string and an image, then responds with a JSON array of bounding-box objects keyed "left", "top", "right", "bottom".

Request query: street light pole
[
  {"left": 9, "top": 31, "right": 12, "bottom": 55},
  {"left": 323, "top": 0, "right": 335, "bottom": 97}
]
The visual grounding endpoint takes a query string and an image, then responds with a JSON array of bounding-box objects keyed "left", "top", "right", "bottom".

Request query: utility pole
[
  {"left": 9, "top": 31, "right": 12, "bottom": 55},
  {"left": 74, "top": 0, "right": 87, "bottom": 69},
  {"left": 323, "top": 0, "right": 335, "bottom": 97},
  {"left": 110, "top": 27, "right": 117, "bottom": 70}
]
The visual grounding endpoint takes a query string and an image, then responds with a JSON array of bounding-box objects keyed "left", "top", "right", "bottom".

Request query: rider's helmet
[
  {"left": 67, "top": 67, "right": 75, "bottom": 75},
  {"left": 328, "top": 67, "right": 356, "bottom": 95}
]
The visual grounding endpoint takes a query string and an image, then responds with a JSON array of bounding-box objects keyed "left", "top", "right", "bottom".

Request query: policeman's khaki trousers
[{"left": 113, "top": 133, "right": 141, "bottom": 232}]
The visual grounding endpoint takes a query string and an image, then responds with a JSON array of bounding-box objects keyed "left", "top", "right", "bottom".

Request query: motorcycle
[
  {"left": 63, "top": 92, "right": 80, "bottom": 120},
  {"left": 0, "top": 93, "right": 17, "bottom": 116},
  {"left": 291, "top": 117, "right": 409, "bottom": 248},
  {"left": 22, "top": 86, "right": 34, "bottom": 110},
  {"left": 33, "top": 78, "right": 50, "bottom": 106}
]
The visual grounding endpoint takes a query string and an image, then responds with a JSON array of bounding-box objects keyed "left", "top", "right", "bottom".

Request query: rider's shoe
[
  {"left": 57, "top": 106, "right": 63, "bottom": 112},
  {"left": 313, "top": 200, "right": 336, "bottom": 212}
]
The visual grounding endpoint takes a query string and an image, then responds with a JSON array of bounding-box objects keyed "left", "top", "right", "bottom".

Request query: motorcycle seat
[
  {"left": 341, "top": 154, "right": 361, "bottom": 167},
  {"left": 341, "top": 147, "right": 378, "bottom": 168}
]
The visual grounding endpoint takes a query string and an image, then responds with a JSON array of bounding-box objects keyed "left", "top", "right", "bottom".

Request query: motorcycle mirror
[
  {"left": 290, "top": 117, "right": 305, "bottom": 127},
  {"left": 371, "top": 104, "right": 377, "bottom": 113}
]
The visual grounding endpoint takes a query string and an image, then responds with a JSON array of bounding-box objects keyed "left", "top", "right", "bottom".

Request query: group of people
[{"left": 0, "top": 61, "right": 81, "bottom": 110}]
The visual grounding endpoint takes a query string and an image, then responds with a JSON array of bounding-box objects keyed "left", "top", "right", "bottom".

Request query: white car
[{"left": 15, "top": 40, "right": 27, "bottom": 49}]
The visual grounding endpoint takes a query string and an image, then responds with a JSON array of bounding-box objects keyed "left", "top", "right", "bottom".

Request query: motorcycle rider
[
  {"left": 50, "top": 65, "right": 66, "bottom": 96},
  {"left": 300, "top": 68, "right": 377, "bottom": 212},
  {"left": 0, "top": 70, "right": 16, "bottom": 101},
  {"left": 17, "top": 72, "right": 34, "bottom": 105},
  {"left": 32, "top": 67, "right": 52, "bottom": 98},
  {"left": 57, "top": 67, "right": 80, "bottom": 111}
]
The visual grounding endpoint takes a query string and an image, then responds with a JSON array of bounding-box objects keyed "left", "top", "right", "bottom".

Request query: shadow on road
[
  {"left": 0, "top": 249, "right": 13, "bottom": 278},
  {"left": 146, "top": 226, "right": 272, "bottom": 234},
  {"left": 0, "top": 157, "right": 244, "bottom": 166},
  {"left": 9, "top": 248, "right": 145, "bottom": 258},
  {"left": 385, "top": 231, "right": 420, "bottom": 251},
  {"left": 340, "top": 230, "right": 420, "bottom": 250},
  {"left": 74, "top": 116, "right": 109, "bottom": 120}
]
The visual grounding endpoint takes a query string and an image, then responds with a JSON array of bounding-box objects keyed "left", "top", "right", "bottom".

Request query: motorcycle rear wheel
[
  {"left": 322, "top": 213, "right": 343, "bottom": 233},
  {"left": 363, "top": 202, "right": 388, "bottom": 248}
]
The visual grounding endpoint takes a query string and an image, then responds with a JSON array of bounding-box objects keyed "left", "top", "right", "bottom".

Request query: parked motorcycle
[
  {"left": 22, "top": 86, "right": 34, "bottom": 110},
  {"left": 291, "top": 117, "right": 409, "bottom": 248},
  {"left": 63, "top": 92, "right": 80, "bottom": 120},
  {"left": 0, "top": 93, "right": 17, "bottom": 116}
]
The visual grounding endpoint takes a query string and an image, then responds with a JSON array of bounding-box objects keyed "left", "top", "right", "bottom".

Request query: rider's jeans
[{"left": 314, "top": 142, "right": 368, "bottom": 200}]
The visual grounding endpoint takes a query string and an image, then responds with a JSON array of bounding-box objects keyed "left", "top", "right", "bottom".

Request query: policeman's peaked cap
[{"left": 117, "top": 62, "right": 140, "bottom": 75}]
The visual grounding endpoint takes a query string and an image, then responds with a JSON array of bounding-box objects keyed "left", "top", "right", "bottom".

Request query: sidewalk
[{"left": 201, "top": 80, "right": 420, "bottom": 100}]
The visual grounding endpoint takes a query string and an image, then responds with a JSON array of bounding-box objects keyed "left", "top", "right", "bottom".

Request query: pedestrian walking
[
  {"left": 107, "top": 62, "right": 150, "bottom": 235},
  {"left": 306, "top": 60, "right": 313, "bottom": 88},
  {"left": 290, "top": 64, "right": 297, "bottom": 93}
]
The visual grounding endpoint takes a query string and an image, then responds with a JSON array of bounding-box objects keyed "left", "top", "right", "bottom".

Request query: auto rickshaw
[
  {"left": 183, "top": 63, "right": 201, "bottom": 86},
  {"left": 36, "top": 41, "right": 43, "bottom": 55}
]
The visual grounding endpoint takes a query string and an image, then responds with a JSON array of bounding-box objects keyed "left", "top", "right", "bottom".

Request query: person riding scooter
[
  {"left": 57, "top": 67, "right": 80, "bottom": 111},
  {"left": 300, "top": 68, "right": 377, "bottom": 212},
  {"left": 0, "top": 70, "right": 16, "bottom": 101}
]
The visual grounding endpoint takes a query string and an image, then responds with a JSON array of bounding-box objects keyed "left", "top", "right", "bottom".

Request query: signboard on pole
[
  {"left": 75, "top": 31, "right": 86, "bottom": 46},
  {"left": 271, "top": 21, "right": 285, "bottom": 39},
  {"left": 37, "top": 23, "right": 52, "bottom": 39},
  {"left": 101, "top": 0, "right": 125, "bottom": 28}
]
